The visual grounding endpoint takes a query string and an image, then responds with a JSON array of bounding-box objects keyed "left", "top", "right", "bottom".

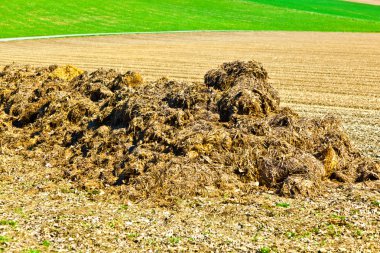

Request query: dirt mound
[{"left": 0, "top": 61, "right": 378, "bottom": 199}]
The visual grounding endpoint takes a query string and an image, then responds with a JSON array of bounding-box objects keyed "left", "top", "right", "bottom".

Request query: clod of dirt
[{"left": 0, "top": 60, "right": 378, "bottom": 200}]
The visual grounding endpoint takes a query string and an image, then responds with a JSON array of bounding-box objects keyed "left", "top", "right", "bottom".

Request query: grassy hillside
[{"left": 0, "top": 0, "right": 380, "bottom": 38}]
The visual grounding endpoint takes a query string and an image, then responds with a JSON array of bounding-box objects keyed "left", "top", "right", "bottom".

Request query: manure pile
[{"left": 0, "top": 61, "right": 378, "bottom": 199}]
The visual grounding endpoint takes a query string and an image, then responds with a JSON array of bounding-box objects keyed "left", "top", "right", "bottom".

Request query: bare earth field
[
  {"left": 346, "top": 0, "right": 380, "bottom": 6},
  {"left": 0, "top": 32, "right": 379, "bottom": 252}
]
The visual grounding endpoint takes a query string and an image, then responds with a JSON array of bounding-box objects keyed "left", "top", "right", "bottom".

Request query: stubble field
[{"left": 0, "top": 32, "right": 379, "bottom": 252}]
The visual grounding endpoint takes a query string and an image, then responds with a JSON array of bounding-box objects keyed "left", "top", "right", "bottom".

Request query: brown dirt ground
[
  {"left": 345, "top": 0, "right": 380, "bottom": 5},
  {"left": 1, "top": 152, "right": 379, "bottom": 252},
  {"left": 0, "top": 32, "right": 380, "bottom": 252}
]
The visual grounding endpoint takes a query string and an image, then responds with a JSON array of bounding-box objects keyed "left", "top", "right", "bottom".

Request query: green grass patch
[
  {"left": 168, "top": 236, "right": 181, "bottom": 245},
  {"left": 326, "top": 224, "right": 342, "bottom": 237},
  {"left": 285, "top": 231, "right": 297, "bottom": 238},
  {"left": 0, "top": 220, "right": 17, "bottom": 227},
  {"left": 0, "top": 0, "right": 380, "bottom": 38},
  {"left": 41, "top": 240, "right": 51, "bottom": 247},
  {"left": 355, "top": 229, "right": 364, "bottom": 237},
  {"left": 258, "top": 246, "right": 271, "bottom": 253},
  {"left": 0, "top": 235, "right": 10, "bottom": 244},
  {"left": 22, "top": 250, "right": 41, "bottom": 253},
  {"left": 126, "top": 233, "right": 139, "bottom": 239},
  {"left": 118, "top": 204, "right": 129, "bottom": 211},
  {"left": 275, "top": 202, "right": 290, "bottom": 208},
  {"left": 331, "top": 214, "right": 346, "bottom": 221}
]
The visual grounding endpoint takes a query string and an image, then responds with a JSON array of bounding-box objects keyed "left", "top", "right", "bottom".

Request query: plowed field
[{"left": 1, "top": 32, "right": 379, "bottom": 158}]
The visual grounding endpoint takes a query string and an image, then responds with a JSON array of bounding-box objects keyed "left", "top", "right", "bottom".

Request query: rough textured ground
[
  {"left": 0, "top": 32, "right": 379, "bottom": 252},
  {"left": 0, "top": 32, "right": 379, "bottom": 159},
  {"left": 1, "top": 153, "right": 379, "bottom": 252}
]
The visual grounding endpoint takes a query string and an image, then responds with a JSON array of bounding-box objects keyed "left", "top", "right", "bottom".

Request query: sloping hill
[{"left": 0, "top": 0, "right": 380, "bottom": 38}]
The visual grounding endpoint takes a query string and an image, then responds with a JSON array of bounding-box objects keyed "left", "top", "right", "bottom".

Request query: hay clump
[
  {"left": 205, "top": 60, "right": 280, "bottom": 121},
  {"left": 204, "top": 60, "right": 268, "bottom": 90},
  {"left": 0, "top": 60, "right": 378, "bottom": 200},
  {"left": 51, "top": 65, "right": 84, "bottom": 81},
  {"left": 110, "top": 71, "right": 143, "bottom": 91}
]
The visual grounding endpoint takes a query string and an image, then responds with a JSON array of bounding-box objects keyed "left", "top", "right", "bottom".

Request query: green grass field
[{"left": 1, "top": 0, "right": 380, "bottom": 38}]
